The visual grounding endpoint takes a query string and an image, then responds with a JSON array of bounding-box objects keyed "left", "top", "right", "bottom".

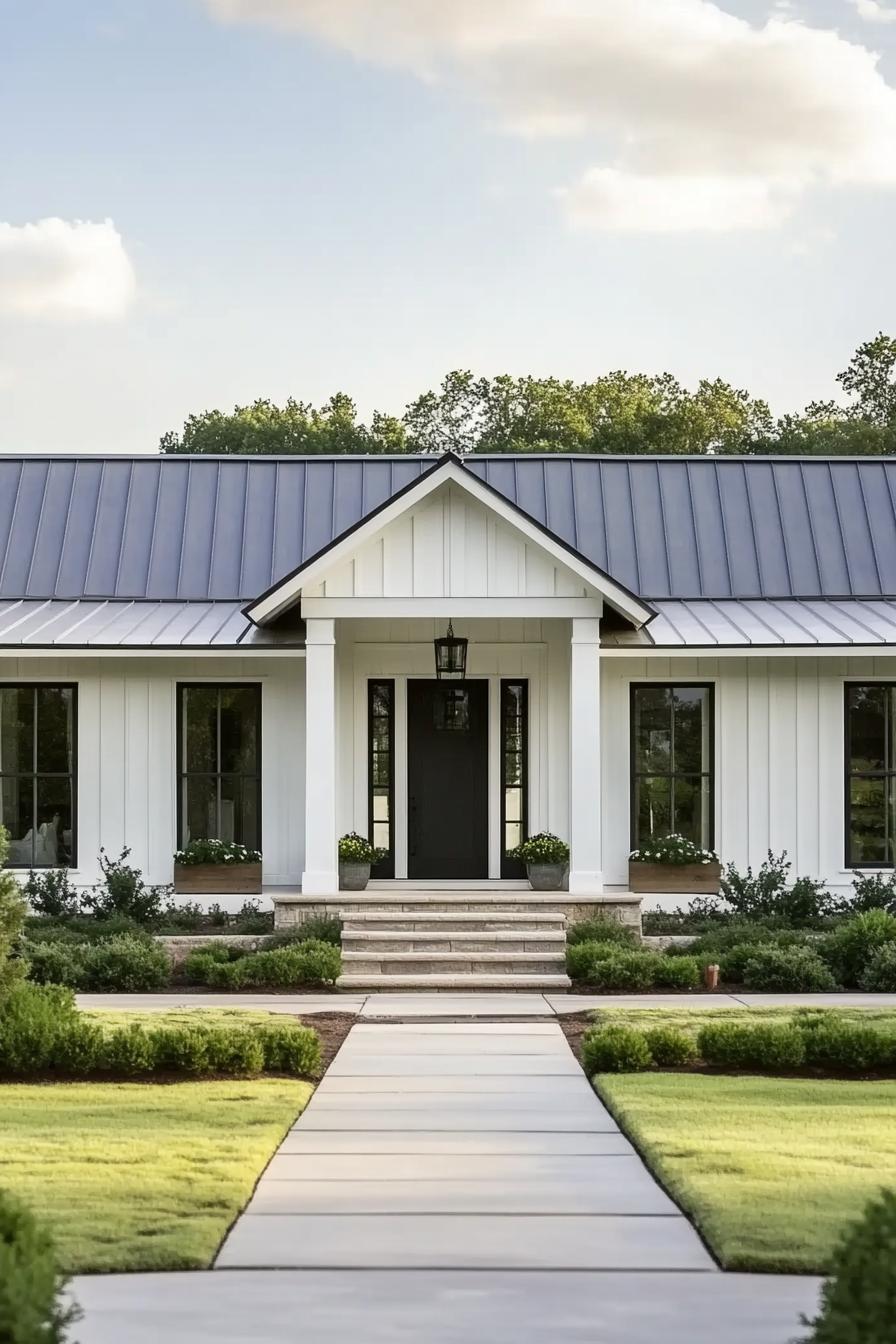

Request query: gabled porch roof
[{"left": 243, "top": 452, "right": 655, "bottom": 629}]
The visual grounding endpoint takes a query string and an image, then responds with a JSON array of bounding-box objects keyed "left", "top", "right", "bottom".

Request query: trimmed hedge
[
  {"left": 566, "top": 917, "right": 638, "bottom": 948},
  {"left": 23, "top": 933, "right": 170, "bottom": 992},
  {"left": 697, "top": 1021, "right": 806, "bottom": 1071},
  {"left": 798, "top": 1017, "right": 896, "bottom": 1074},
  {"left": 0, "top": 1190, "right": 77, "bottom": 1343},
  {"left": 184, "top": 940, "right": 341, "bottom": 989},
  {"left": 644, "top": 1025, "right": 698, "bottom": 1066},
  {"left": 741, "top": 946, "right": 837, "bottom": 993},
  {"left": 0, "top": 982, "right": 321, "bottom": 1079},
  {"left": 861, "top": 943, "right": 896, "bottom": 992},
  {"left": 803, "top": 1189, "right": 896, "bottom": 1343},
  {"left": 566, "top": 944, "right": 702, "bottom": 992},
  {"left": 582, "top": 1025, "right": 653, "bottom": 1073}
]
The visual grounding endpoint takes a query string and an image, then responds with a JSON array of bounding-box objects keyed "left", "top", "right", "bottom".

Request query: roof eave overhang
[{"left": 243, "top": 452, "right": 655, "bottom": 629}]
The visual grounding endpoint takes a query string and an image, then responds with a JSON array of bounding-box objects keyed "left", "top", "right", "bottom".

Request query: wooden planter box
[
  {"left": 628, "top": 860, "right": 721, "bottom": 895},
  {"left": 173, "top": 862, "right": 263, "bottom": 896}
]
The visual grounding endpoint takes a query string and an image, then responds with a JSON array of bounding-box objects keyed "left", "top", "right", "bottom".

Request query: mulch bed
[{"left": 297, "top": 1012, "right": 357, "bottom": 1074}]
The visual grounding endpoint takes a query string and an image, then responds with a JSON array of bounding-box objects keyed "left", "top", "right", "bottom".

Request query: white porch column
[
  {"left": 301, "top": 618, "right": 339, "bottom": 895},
  {"left": 568, "top": 616, "right": 603, "bottom": 895}
]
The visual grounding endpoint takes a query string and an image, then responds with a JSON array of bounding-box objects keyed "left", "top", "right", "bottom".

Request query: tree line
[{"left": 160, "top": 334, "right": 896, "bottom": 457}]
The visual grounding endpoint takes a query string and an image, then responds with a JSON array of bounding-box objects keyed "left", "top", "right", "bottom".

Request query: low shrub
[
  {"left": 720, "top": 852, "right": 835, "bottom": 926},
  {"left": 849, "top": 870, "right": 896, "bottom": 915},
  {"left": 0, "top": 825, "right": 27, "bottom": 999},
  {"left": 181, "top": 943, "right": 242, "bottom": 985},
  {"left": 697, "top": 1021, "right": 806, "bottom": 1071},
  {"left": 802, "top": 1189, "right": 896, "bottom": 1343},
  {"left": 102, "top": 1023, "right": 158, "bottom": 1076},
  {"left": 643, "top": 1025, "right": 698, "bottom": 1066},
  {"left": 23, "top": 940, "right": 86, "bottom": 989},
  {"left": 48, "top": 1019, "right": 105, "bottom": 1075},
  {"left": 581, "top": 1025, "right": 653, "bottom": 1073},
  {"left": 78, "top": 934, "right": 170, "bottom": 991},
  {"left": 185, "top": 940, "right": 341, "bottom": 989},
  {"left": 22, "top": 868, "right": 80, "bottom": 919},
  {"left": 860, "top": 943, "right": 896, "bottom": 992},
  {"left": 570, "top": 949, "right": 660, "bottom": 992},
  {"left": 202, "top": 1027, "right": 265, "bottom": 1077},
  {"left": 81, "top": 847, "right": 168, "bottom": 924},
  {"left": 24, "top": 932, "right": 170, "bottom": 992},
  {"left": 652, "top": 955, "right": 702, "bottom": 990},
  {"left": 0, "top": 983, "right": 79, "bottom": 1074},
  {"left": 717, "top": 932, "right": 815, "bottom": 985},
  {"left": 566, "top": 917, "right": 638, "bottom": 948},
  {"left": 565, "top": 940, "right": 624, "bottom": 981},
  {"left": 258, "top": 1022, "right": 322, "bottom": 1076},
  {"left": 149, "top": 1025, "right": 211, "bottom": 1075},
  {"left": 819, "top": 910, "right": 896, "bottom": 988},
  {"left": 798, "top": 1017, "right": 896, "bottom": 1074},
  {"left": 23, "top": 914, "right": 143, "bottom": 944},
  {"left": 742, "top": 946, "right": 838, "bottom": 993},
  {"left": 267, "top": 916, "right": 342, "bottom": 948},
  {"left": 0, "top": 1189, "right": 79, "bottom": 1343}
]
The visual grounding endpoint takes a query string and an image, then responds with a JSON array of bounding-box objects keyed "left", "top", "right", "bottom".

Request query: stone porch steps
[{"left": 336, "top": 905, "right": 571, "bottom": 990}]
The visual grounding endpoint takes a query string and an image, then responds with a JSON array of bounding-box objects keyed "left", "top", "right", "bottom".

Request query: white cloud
[
  {"left": 851, "top": 0, "right": 896, "bottom": 22},
  {"left": 203, "top": 0, "right": 896, "bottom": 233},
  {"left": 0, "top": 218, "right": 136, "bottom": 319}
]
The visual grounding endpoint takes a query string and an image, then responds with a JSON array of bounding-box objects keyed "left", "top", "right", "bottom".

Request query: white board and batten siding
[
  {"left": 601, "top": 654, "right": 896, "bottom": 901},
  {"left": 0, "top": 655, "right": 305, "bottom": 897},
  {"left": 303, "top": 484, "right": 594, "bottom": 604}
]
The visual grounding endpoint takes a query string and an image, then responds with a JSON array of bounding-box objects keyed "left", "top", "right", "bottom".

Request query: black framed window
[
  {"left": 368, "top": 681, "right": 394, "bottom": 877},
  {"left": 845, "top": 683, "right": 896, "bottom": 867},
  {"left": 177, "top": 685, "right": 261, "bottom": 849},
  {"left": 501, "top": 680, "right": 528, "bottom": 878},
  {"left": 0, "top": 685, "right": 76, "bottom": 868},
  {"left": 630, "top": 684, "right": 714, "bottom": 849}
]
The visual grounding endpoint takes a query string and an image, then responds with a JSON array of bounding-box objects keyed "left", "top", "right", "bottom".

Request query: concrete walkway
[
  {"left": 216, "top": 1021, "right": 715, "bottom": 1270},
  {"left": 76, "top": 989, "right": 896, "bottom": 1017},
  {"left": 70, "top": 1019, "right": 823, "bottom": 1341}
]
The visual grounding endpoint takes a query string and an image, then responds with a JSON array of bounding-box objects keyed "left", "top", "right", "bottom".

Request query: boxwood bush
[
  {"left": 802, "top": 1190, "right": 896, "bottom": 1343},
  {"left": 818, "top": 910, "right": 896, "bottom": 989},
  {"left": 643, "top": 1025, "right": 698, "bottom": 1066},
  {"left": 0, "top": 1190, "right": 78, "bottom": 1344},
  {"left": 581, "top": 1024, "right": 653, "bottom": 1073},
  {"left": 652, "top": 955, "right": 702, "bottom": 990},
  {"left": 697, "top": 1020, "right": 806, "bottom": 1071},
  {"left": 23, "top": 932, "right": 171, "bottom": 992},
  {"left": 797, "top": 1016, "right": 896, "bottom": 1074},
  {"left": 186, "top": 940, "right": 341, "bottom": 989},
  {"left": 566, "top": 917, "right": 638, "bottom": 948},
  {"left": 742, "top": 946, "right": 837, "bottom": 993},
  {"left": 860, "top": 942, "right": 896, "bottom": 992},
  {"left": 0, "top": 982, "right": 321, "bottom": 1079},
  {"left": 567, "top": 945, "right": 701, "bottom": 992}
]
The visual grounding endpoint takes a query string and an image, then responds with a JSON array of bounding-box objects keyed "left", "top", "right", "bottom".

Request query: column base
[
  {"left": 568, "top": 870, "right": 604, "bottom": 896},
  {"left": 300, "top": 870, "right": 340, "bottom": 896}
]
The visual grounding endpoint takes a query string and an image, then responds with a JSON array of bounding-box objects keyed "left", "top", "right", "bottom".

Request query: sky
[{"left": 2, "top": 0, "right": 896, "bottom": 454}]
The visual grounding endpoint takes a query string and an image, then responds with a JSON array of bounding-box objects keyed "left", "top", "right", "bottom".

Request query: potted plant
[
  {"left": 510, "top": 833, "right": 570, "bottom": 891},
  {"left": 173, "top": 840, "right": 263, "bottom": 895},
  {"left": 338, "top": 832, "right": 386, "bottom": 891},
  {"left": 628, "top": 834, "right": 721, "bottom": 894}
]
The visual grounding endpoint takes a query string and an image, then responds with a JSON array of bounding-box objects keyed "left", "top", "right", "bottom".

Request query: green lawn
[
  {"left": 597, "top": 1072, "right": 896, "bottom": 1273},
  {"left": 83, "top": 1006, "right": 291, "bottom": 1031},
  {"left": 0, "top": 1079, "right": 312, "bottom": 1272},
  {"left": 591, "top": 1005, "right": 896, "bottom": 1034}
]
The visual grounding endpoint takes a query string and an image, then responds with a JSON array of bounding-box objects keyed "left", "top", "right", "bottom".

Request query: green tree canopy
[{"left": 160, "top": 335, "right": 896, "bottom": 457}]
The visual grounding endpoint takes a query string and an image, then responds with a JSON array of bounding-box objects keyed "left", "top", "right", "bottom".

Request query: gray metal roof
[
  {"left": 606, "top": 599, "right": 896, "bottom": 648},
  {"left": 2, "top": 453, "right": 896, "bottom": 603},
  {"left": 0, "top": 600, "right": 297, "bottom": 648}
]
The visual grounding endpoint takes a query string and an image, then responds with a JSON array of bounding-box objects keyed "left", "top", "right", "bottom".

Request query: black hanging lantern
[{"left": 434, "top": 620, "right": 468, "bottom": 680}]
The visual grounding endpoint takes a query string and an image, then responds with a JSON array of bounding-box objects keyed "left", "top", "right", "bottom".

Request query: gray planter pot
[
  {"left": 526, "top": 862, "right": 567, "bottom": 891},
  {"left": 339, "top": 861, "right": 371, "bottom": 891}
]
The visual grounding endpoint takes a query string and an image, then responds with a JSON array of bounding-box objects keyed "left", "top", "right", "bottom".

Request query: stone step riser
[
  {"left": 336, "top": 973, "right": 572, "bottom": 990},
  {"left": 342, "top": 937, "right": 564, "bottom": 954},
  {"left": 342, "top": 958, "right": 565, "bottom": 977},
  {"left": 341, "top": 918, "right": 566, "bottom": 932}
]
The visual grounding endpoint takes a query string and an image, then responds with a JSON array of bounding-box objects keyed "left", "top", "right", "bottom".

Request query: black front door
[{"left": 407, "top": 680, "right": 489, "bottom": 879}]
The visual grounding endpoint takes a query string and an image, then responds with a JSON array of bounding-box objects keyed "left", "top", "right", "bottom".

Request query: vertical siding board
[
  {"left": 124, "top": 678, "right": 151, "bottom": 874},
  {"left": 795, "top": 660, "right": 820, "bottom": 876},
  {"left": 746, "top": 657, "right": 770, "bottom": 861},
  {"left": 768, "top": 658, "right": 798, "bottom": 859},
  {"left": 718, "top": 658, "right": 748, "bottom": 867}
]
